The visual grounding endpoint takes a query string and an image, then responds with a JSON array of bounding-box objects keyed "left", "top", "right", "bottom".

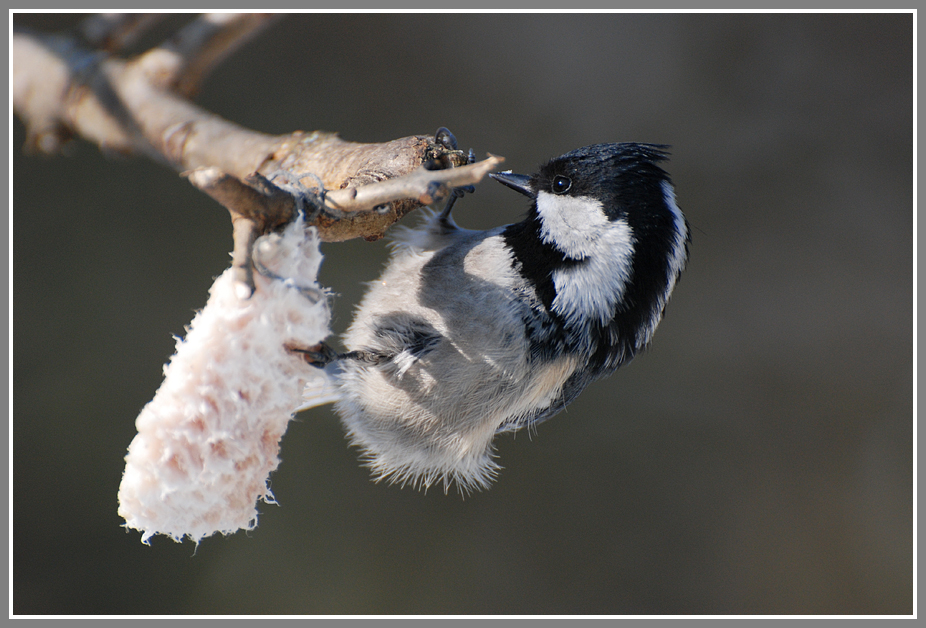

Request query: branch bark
[{"left": 13, "top": 15, "right": 498, "bottom": 245}]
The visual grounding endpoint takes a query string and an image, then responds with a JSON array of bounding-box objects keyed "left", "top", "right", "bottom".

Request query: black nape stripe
[{"left": 502, "top": 213, "right": 582, "bottom": 313}]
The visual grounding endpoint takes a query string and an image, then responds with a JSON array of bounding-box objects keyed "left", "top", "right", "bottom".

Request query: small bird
[{"left": 302, "top": 142, "right": 689, "bottom": 492}]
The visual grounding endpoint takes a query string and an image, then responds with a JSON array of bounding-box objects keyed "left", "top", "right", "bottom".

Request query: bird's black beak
[{"left": 489, "top": 172, "right": 534, "bottom": 198}]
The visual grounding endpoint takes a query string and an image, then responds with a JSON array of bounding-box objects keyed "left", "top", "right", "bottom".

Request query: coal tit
[{"left": 303, "top": 143, "right": 689, "bottom": 492}]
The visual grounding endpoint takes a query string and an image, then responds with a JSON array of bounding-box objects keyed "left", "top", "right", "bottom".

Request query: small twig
[
  {"left": 187, "top": 166, "right": 301, "bottom": 296},
  {"left": 133, "top": 13, "right": 281, "bottom": 96},
  {"left": 186, "top": 167, "right": 297, "bottom": 230},
  {"left": 229, "top": 215, "right": 260, "bottom": 298},
  {"left": 78, "top": 13, "right": 166, "bottom": 52},
  {"left": 324, "top": 154, "right": 504, "bottom": 212}
]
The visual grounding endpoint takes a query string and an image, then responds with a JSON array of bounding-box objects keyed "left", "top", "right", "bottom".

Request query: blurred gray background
[{"left": 13, "top": 13, "right": 912, "bottom": 615}]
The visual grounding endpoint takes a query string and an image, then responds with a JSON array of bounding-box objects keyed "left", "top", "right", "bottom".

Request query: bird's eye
[{"left": 551, "top": 175, "right": 572, "bottom": 194}]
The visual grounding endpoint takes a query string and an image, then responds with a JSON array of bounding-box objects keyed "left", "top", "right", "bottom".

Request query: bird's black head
[
  {"left": 497, "top": 142, "right": 689, "bottom": 372},
  {"left": 493, "top": 143, "right": 672, "bottom": 218},
  {"left": 537, "top": 143, "right": 672, "bottom": 218}
]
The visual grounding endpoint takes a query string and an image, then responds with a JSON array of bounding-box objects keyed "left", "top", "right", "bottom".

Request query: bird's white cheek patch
[
  {"left": 536, "top": 192, "right": 609, "bottom": 259},
  {"left": 536, "top": 191, "right": 636, "bottom": 326},
  {"left": 552, "top": 218, "right": 635, "bottom": 326}
]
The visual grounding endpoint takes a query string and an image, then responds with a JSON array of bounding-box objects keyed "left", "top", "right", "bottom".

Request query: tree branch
[
  {"left": 132, "top": 13, "right": 282, "bottom": 97},
  {"left": 13, "top": 16, "right": 497, "bottom": 245},
  {"left": 78, "top": 13, "right": 167, "bottom": 52}
]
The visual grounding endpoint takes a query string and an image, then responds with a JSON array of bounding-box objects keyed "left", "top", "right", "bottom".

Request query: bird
[{"left": 300, "top": 142, "right": 689, "bottom": 493}]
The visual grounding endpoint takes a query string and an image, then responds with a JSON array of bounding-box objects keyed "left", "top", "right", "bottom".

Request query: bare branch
[
  {"left": 13, "top": 26, "right": 278, "bottom": 166},
  {"left": 325, "top": 154, "right": 505, "bottom": 211},
  {"left": 133, "top": 13, "right": 282, "bottom": 96},
  {"left": 78, "top": 13, "right": 166, "bottom": 52},
  {"left": 13, "top": 22, "right": 478, "bottom": 242}
]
